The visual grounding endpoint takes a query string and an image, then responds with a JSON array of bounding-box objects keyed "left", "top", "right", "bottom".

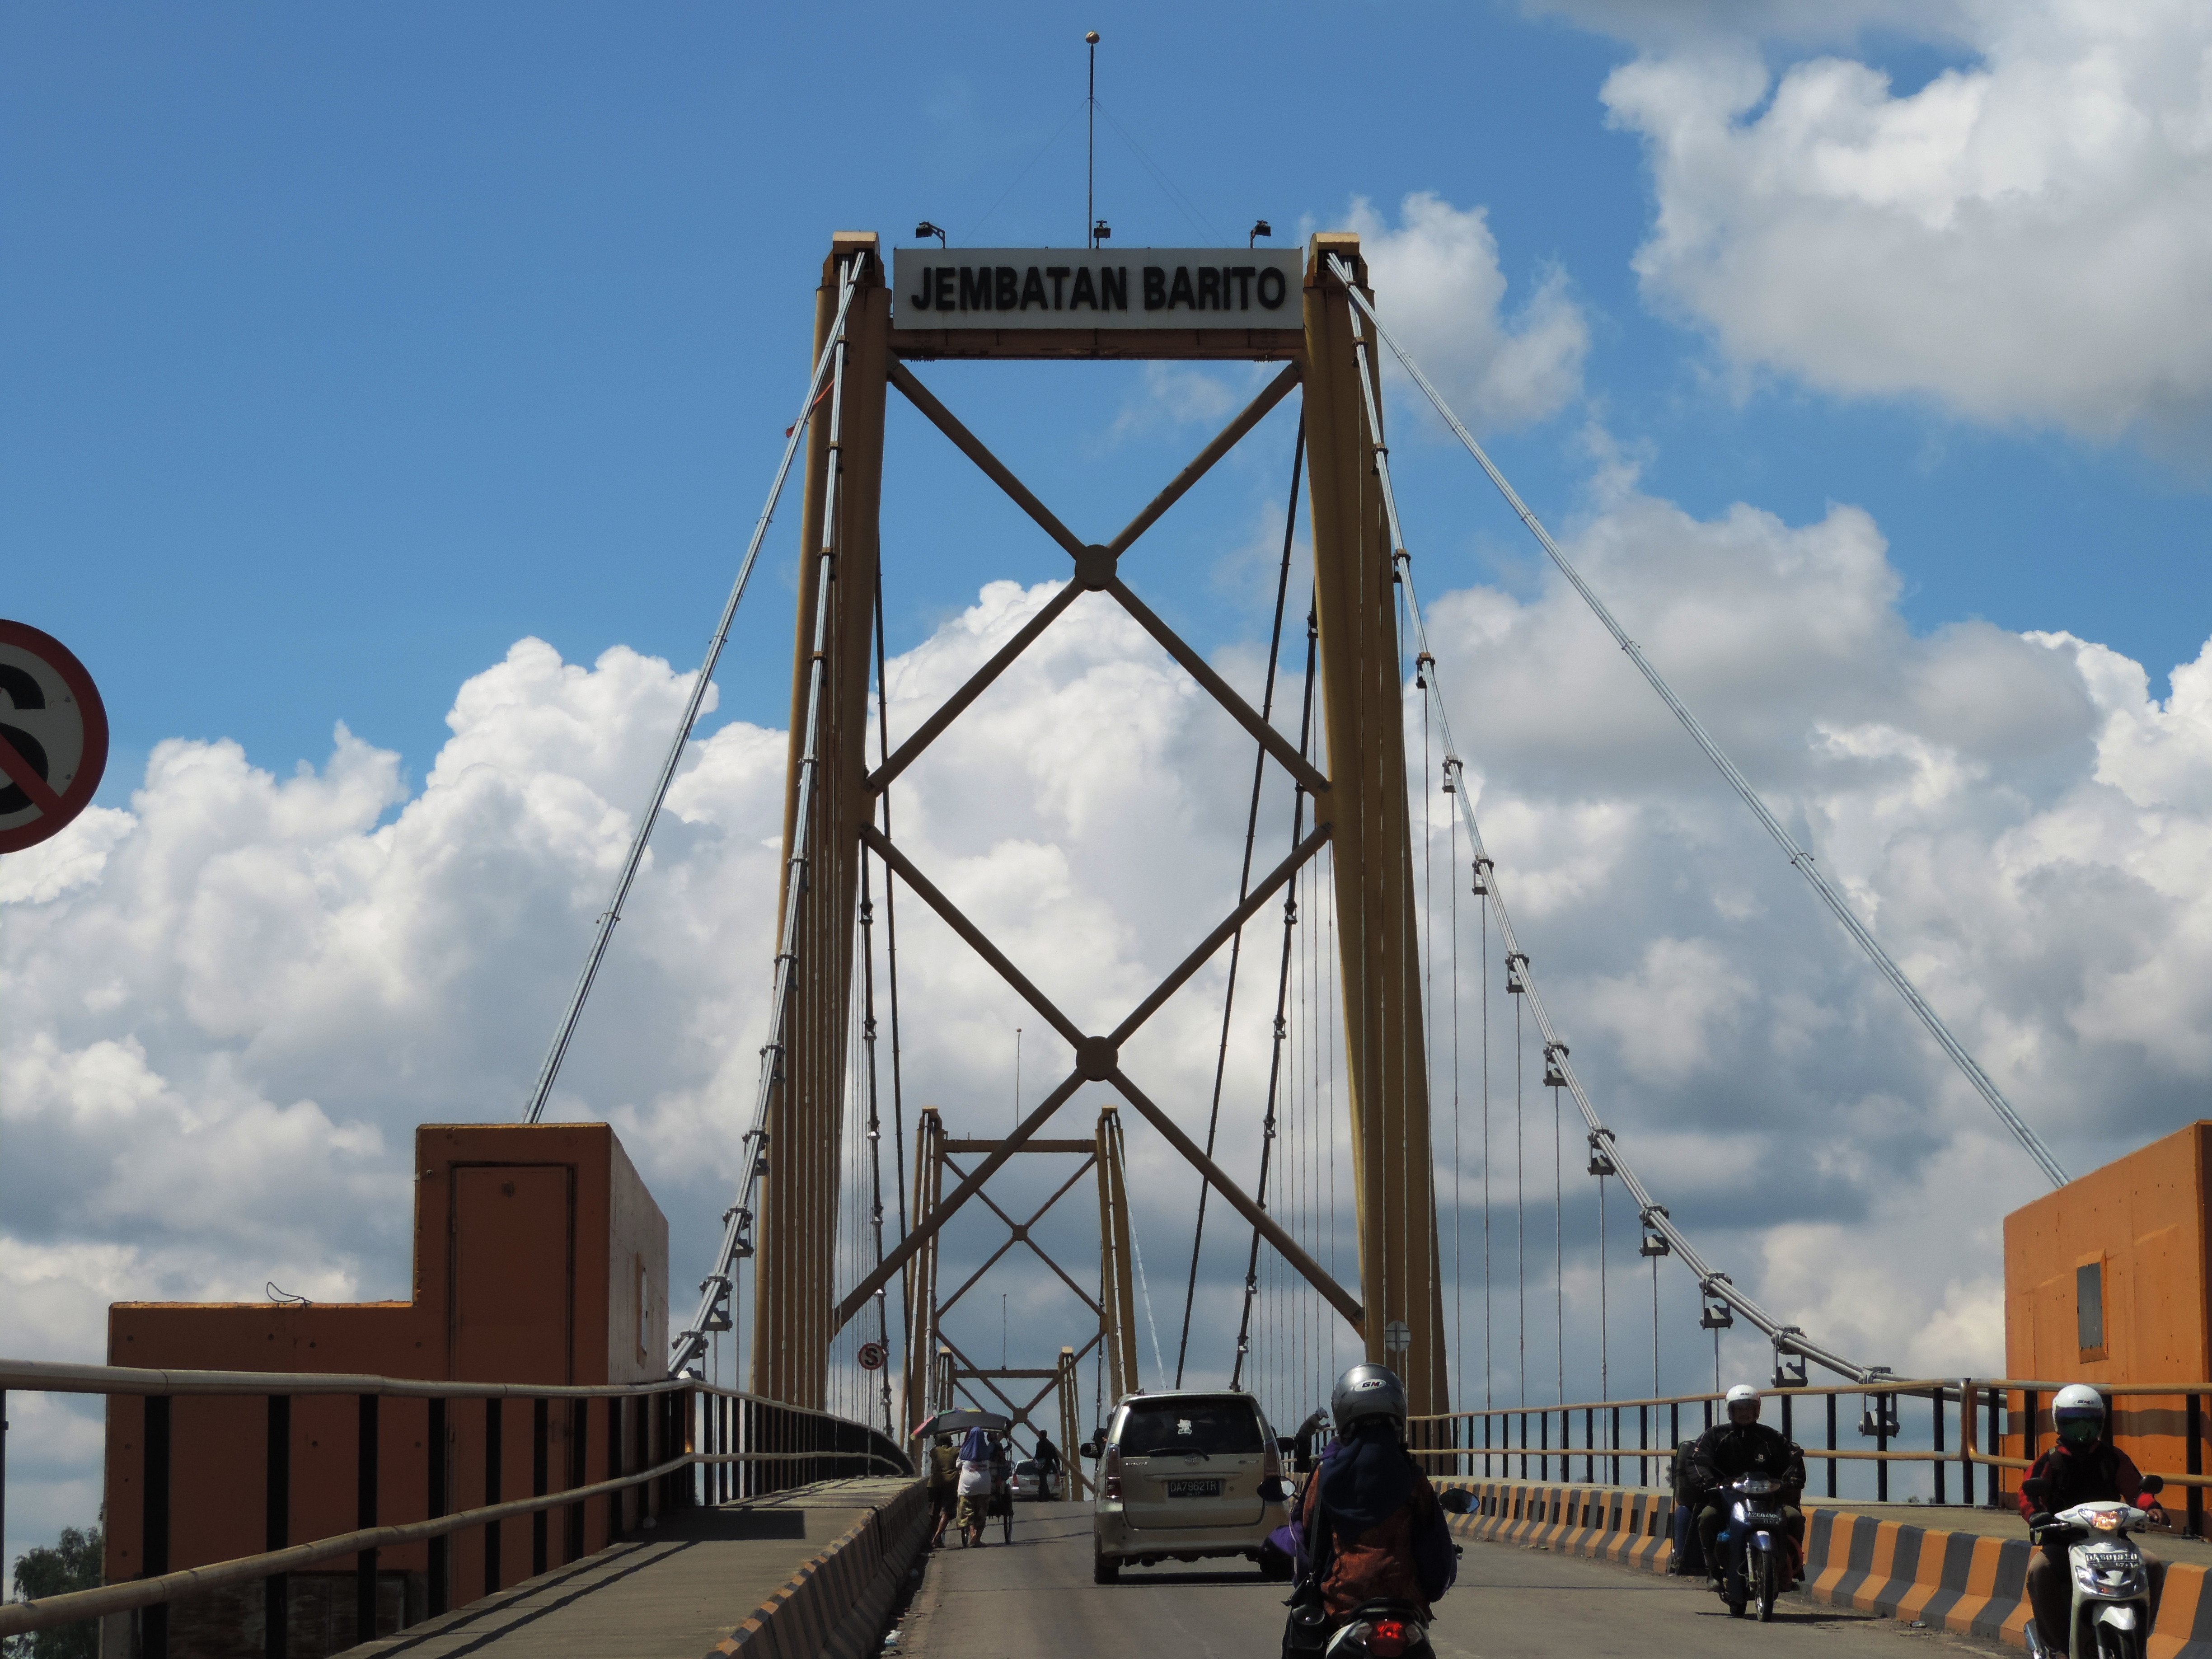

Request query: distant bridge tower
[{"left": 751, "top": 229, "right": 1446, "bottom": 1421}]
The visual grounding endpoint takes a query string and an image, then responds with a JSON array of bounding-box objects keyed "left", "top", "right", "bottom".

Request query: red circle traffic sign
[
  {"left": 857, "top": 1340, "right": 887, "bottom": 1372},
  {"left": 0, "top": 620, "right": 109, "bottom": 855}
]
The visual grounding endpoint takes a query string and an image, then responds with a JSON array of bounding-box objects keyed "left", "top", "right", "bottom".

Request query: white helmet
[
  {"left": 2053, "top": 1383, "right": 2106, "bottom": 1448},
  {"left": 1725, "top": 1383, "right": 1761, "bottom": 1422}
]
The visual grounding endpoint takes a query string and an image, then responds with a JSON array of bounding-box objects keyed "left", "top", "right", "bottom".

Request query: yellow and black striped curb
[{"left": 1438, "top": 1478, "right": 2212, "bottom": 1658}]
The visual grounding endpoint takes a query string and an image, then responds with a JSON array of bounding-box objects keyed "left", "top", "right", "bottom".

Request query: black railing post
[
  {"left": 567, "top": 1400, "right": 586, "bottom": 1561},
  {"left": 484, "top": 1397, "right": 503, "bottom": 1595},
  {"left": 2189, "top": 1393, "right": 2204, "bottom": 1540},
  {"left": 2024, "top": 1387, "right": 2039, "bottom": 1474},
  {"left": 1827, "top": 1392, "right": 1838, "bottom": 1498},
  {"left": 1612, "top": 1406, "right": 1621, "bottom": 1486},
  {"left": 1876, "top": 1395, "right": 1890, "bottom": 1503},
  {"left": 1703, "top": 1395, "right": 1713, "bottom": 1431},
  {"left": 1671, "top": 1401, "right": 1680, "bottom": 1461},
  {"left": 144, "top": 1394, "right": 172, "bottom": 1659},
  {"left": 532, "top": 1398, "right": 549, "bottom": 1578},
  {"left": 1781, "top": 1392, "right": 1793, "bottom": 1445},
  {"left": 266, "top": 1395, "right": 290, "bottom": 1659},
  {"left": 427, "top": 1398, "right": 448, "bottom": 1616},
  {"left": 608, "top": 1396, "right": 624, "bottom": 1537},
  {"left": 1933, "top": 1390, "right": 1946, "bottom": 1505},
  {"left": 1538, "top": 1408, "right": 1548, "bottom": 1481},
  {"left": 356, "top": 1393, "right": 379, "bottom": 1643},
  {"left": 1640, "top": 1404, "right": 1649, "bottom": 1488}
]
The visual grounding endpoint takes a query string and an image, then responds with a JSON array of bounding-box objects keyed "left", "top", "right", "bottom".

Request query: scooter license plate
[{"left": 1166, "top": 1478, "right": 1224, "bottom": 1498}]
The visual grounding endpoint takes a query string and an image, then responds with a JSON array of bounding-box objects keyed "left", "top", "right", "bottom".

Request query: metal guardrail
[
  {"left": 0, "top": 1358, "right": 911, "bottom": 1649},
  {"left": 1406, "top": 1378, "right": 2212, "bottom": 1538}
]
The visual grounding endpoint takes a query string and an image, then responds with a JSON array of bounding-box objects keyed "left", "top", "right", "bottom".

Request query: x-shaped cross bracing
[
  {"left": 934, "top": 1151, "right": 1102, "bottom": 1321},
  {"left": 832, "top": 363, "right": 1364, "bottom": 1337}
]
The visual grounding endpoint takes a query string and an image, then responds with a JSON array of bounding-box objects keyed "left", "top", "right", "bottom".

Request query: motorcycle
[
  {"left": 2023, "top": 1475, "right": 2166, "bottom": 1659},
  {"left": 1322, "top": 1598, "right": 1434, "bottom": 1659},
  {"left": 1711, "top": 1472, "right": 1796, "bottom": 1621}
]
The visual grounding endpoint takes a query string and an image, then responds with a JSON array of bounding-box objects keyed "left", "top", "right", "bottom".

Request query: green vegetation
[{"left": 5, "top": 1523, "right": 102, "bottom": 1659}]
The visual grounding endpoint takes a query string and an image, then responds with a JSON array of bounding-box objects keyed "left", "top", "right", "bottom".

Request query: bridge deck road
[{"left": 899, "top": 1501, "right": 1994, "bottom": 1659}]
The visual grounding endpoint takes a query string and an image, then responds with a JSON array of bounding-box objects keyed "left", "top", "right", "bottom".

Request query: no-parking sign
[
  {"left": 0, "top": 620, "right": 109, "bottom": 855},
  {"left": 857, "top": 1340, "right": 887, "bottom": 1372}
]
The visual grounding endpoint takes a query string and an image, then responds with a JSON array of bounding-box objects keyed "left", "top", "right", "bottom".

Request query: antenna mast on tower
[{"left": 1086, "top": 30, "right": 1100, "bottom": 248}]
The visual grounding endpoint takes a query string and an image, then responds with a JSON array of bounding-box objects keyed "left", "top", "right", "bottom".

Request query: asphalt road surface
[{"left": 898, "top": 1500, "right": 2002, "bottom": 1659}]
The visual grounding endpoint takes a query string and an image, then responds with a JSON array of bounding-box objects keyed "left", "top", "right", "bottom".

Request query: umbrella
[{"left": 912, "top": 1408, "right": 1010, "bottom": 1439}]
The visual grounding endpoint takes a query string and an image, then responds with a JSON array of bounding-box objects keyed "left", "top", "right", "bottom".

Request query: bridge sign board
[
  {"left": 0, "top": 619, "right": 108, "bottom": 854},
  {"left": 856, "top": 1340, "right": 887, "bottom": 1372},
  {"left": 893, "top": 247, "right": 1304, "bottom": 329}
]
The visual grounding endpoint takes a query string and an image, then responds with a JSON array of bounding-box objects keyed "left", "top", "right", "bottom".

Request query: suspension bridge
[{"left": 6, "top": 229, "right": 2197, "bottom": 1659}]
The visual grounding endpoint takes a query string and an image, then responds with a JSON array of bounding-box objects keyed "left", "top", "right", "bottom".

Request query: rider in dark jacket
[
  {"left": 1685, "top": 1384, "right": 1807, "bottom": 1583},
  {"left": 2021, "top": 1385, "right": 2158, "bottom": 1655},
  {"left": 1289, "top": 1365, "right": 1456, "bottom": 1630}
]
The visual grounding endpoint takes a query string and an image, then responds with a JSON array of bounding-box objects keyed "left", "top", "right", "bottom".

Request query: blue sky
[{"left": 7, "top": 1, "right": 2203, "bottom": 805}]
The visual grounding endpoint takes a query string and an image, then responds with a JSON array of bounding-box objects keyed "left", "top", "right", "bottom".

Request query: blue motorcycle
[{"left": 1711, "top": 1473, "right": 1793, "bottom": 1620}]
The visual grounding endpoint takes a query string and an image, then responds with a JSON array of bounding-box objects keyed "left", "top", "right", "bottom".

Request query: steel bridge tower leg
[
  {"left": 1302, "top": 233, "right": 1449, "bottom": 1427},
  {"left": 1056, "top": 1345, "right": 1086, "bottom": 1500},
  {"left": 753, "top": 233, "right": 890, "bottom": 1407},
  {"left": 1095, "top": 1106, "right": 1141, "bottom": 1405},
  {"left": 901, "top": 1108, "right": 945, "bottom": 1433}
]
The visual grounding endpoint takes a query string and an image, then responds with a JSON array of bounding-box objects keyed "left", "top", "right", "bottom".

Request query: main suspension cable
[
  {"left": 1327, "top": 256, "right": 2066, "bottom": 1192},
  {"left": 525, "top": 258, "right": 866, "bottom": 1126},
  {"left": 671, "top": 255, "right": 862, "bottom": 1374}
]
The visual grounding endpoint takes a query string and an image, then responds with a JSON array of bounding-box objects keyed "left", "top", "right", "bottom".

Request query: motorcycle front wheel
[{"left": 1756, "top": 1547, "right": 1777, "bottom": 1622}]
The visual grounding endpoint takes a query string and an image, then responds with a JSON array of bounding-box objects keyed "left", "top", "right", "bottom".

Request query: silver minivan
[{"left": 1081, "top": 1390, "right": 1292, "bottom": 1582}]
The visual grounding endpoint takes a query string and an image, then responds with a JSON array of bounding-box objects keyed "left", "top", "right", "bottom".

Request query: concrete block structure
[
  {"left": 2004, "top": 1120, "right": 2212, "bottom": 1472},
  {"left": 102, "top": 1123, "right": 668, "bottom": 1654}
]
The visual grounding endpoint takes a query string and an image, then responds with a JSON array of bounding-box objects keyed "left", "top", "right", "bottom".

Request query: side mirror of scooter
[
  {"left": 1277, "top": 1436, "right": 1299, "bottom": 1456},
  {"left": 1258, "top": 1476, "right": 1295, "bottom": 1504},
  {"left": 2142, "top": 1476, "right": 2166, "bottom": 1496},
  {"left": 1078, "top": 1440, "right": 1100, "bottom": 1460},
  {"left": 2021, "top": 1476, "right": 2050, "bottom": 1507},
  {"left": 1439, "top": 1487, "right": 1477, "bottom": 1515}
]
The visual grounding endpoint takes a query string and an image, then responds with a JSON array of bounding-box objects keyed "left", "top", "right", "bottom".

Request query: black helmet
[{"left": 1331, "top": 1363, "right": 1408, "bottom": 1432}]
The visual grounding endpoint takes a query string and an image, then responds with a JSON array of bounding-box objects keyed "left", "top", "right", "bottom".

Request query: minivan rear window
[{"left": 1117, "top": 1397, "right": 1265, "bottom": 1457}]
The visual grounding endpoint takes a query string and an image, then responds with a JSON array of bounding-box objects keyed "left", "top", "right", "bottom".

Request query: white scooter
[{"left": 2022, "top": 1475, "right": 2166, "bottom": 1659}]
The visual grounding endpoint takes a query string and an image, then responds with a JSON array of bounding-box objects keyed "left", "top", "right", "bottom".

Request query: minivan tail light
[{"left": 1103, "top": 1444, "right": 1122, "bottom": 1500}]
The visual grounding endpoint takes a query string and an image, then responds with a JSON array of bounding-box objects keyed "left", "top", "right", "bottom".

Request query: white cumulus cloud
[
  {"left": 1594, "top": 0, "right": 2212, "bottom": 447},
  {"left": 1348, "top": 192, "right": 1590, "bottom": 434}
]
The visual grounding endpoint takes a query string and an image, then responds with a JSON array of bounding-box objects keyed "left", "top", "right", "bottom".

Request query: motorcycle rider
[
  {"left": 2020, "top": 1384, "right": 2159, "bottom": 1654},
  {"left": 1285, "top": 1364, "right": 1457, "bottom": 1646},
  {"left": 1685, "top": 1384, "right": 1807, "bottom": 1588}
]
